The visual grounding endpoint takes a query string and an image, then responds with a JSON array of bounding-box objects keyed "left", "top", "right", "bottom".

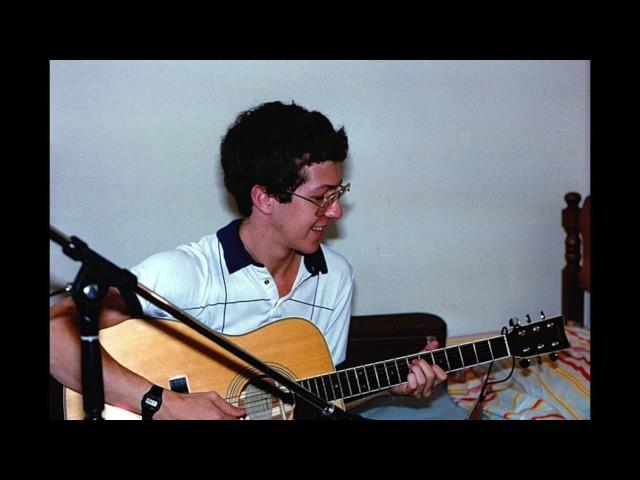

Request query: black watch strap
[{"left": 141, "top": 385, "right": 164, "bottom": 420}]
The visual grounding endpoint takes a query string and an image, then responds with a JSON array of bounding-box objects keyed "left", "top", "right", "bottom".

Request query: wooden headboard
[{"left": 562, "top": 192, "right": 590, "bottom": 326}]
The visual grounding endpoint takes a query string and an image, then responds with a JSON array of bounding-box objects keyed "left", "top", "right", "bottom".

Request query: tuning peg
[
  {"left": 509, "top": 317, "right": 520, "bottom": 327},
  {"left": 539, "top": 310, "right": 546, "bottom": 320},
  {"left": 519, "top": 358, "right": 531, "bottom": 368},
  {"left": 525, "top": 314, "right": 532, "bottom": 323},
  {"left": 537, "top": 357, "right": 543, "bottom": 365},
  {"left": 549, "top": 352, "right": 559, "bottom": 361}
]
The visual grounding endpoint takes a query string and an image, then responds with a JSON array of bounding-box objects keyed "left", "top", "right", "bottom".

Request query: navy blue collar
[{"left": 216, "top": 219, "right": 328, "bottom": 276}]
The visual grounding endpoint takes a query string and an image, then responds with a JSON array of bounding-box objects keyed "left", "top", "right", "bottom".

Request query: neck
[
  {"left": 239, "top": 218, "right": 300, "bottom": 277},
  {"left": 298, "top": 333, "right": 513, "bottom": 402}
]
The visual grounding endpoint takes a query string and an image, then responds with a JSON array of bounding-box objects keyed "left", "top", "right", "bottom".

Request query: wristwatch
[{"left": 141, "top": 385, "right": 164, "bottom": 420}]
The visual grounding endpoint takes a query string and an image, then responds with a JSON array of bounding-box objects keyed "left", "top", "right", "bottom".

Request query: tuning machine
[
  {"left": 518, "top": 358, "right": 531, "bottom": 368},
  {"left": 549, "top": 352, "right": 559, "bottom": 361}
]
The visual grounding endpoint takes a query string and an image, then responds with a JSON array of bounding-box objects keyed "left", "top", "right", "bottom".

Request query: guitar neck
[{"left": 298, "top": 334, "right": 510, "bottom": 402}]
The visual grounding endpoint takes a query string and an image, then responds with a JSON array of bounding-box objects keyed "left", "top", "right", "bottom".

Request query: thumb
[
  {"left": 216, "top": 397, "right": 246, "bottom": 417},
  {"left": 425, "top": 339, "right": 439, "bottom": 351}
]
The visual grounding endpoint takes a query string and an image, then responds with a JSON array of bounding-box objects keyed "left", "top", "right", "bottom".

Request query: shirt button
[{"left": 264, "top": 279, "right": 270, "bottom": 285}]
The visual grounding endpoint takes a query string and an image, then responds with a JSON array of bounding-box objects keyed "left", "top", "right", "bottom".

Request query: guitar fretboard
[{"left": 298, "top": 335, "right": 511, "bottom": 402}]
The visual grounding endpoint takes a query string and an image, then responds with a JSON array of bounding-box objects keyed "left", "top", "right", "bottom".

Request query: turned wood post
[{"left": 562, "top": 192, "right": 583, "bottom": 326}]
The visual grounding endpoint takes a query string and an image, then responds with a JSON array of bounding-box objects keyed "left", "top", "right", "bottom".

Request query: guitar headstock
[{"left": 505, "top": 315, "right": 570, "bottom": 359}]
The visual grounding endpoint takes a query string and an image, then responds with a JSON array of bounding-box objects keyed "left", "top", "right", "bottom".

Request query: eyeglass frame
[{"left": 287, "top": 182, "right": 351, "bottom": 216}]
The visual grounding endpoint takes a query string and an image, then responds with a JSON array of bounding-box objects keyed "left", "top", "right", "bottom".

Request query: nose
[{"left": 323, "top": 198, "right": 343, "bottom": 219}]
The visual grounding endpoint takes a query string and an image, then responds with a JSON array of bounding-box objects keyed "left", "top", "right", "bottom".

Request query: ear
[{"left": 250, "top": 185, "right": 275, "bottom": 215}]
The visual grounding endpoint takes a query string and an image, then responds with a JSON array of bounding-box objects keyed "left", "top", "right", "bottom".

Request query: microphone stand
[{"left": 50, "top": 225, "right": 362, "bottom": 420}]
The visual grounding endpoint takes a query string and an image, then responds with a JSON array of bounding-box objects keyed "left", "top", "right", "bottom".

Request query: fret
[
  {"left": 337, "top": 370, "right": 352, "bottom": 398},
  {"left": 431, "top": 350, "right": 449, "bottom": 371},
  {"left": 444, "top": 347, "right": 464, "bottom": 371},
  {"left": 474, "top": 340, "right": 493, "bottom": 363},
  {"left": 365, "top": 365, "right": 380, "bottom": 390},
  {"left": 486, "top": 337, "right": 494, "bottom": 359},
  {"left": 304, "top": 377, "right": 312, "bottom": 396},
  {"left": 398, "top": 357, "right": 412, "bottom": 380},
  {"left": 408, "top": 354, "right": 421, "bottom": 364},
  {"left": 459, "top": 343, "right": 478, "bottom": 367},
  {"left": 304, "top": 377, "right": 319, "bottom": 397},
  {"left": 393, "top": 359, "right": 403, "bottom": 382},
  {"left": 402, "top": 354, "right": 422, "bottom": 381},
  {"left": 346, "top": 369, "right": 360, "bottom": 395},
  {"left": 420, "top": 352, "right": 436, "bottom": 365},
  {"left": 355, "top": 367, "right": 370, "bottom": 393},
  {"left": 321, "top": 375, "right": 335, "bottom": 401},
  {"left": 385, "top": 360, "right": 401, "bottom": 385},
  {"left": 315, "top": 376, "right": 328, "bottom": 400},
  {"left": 375, "top": 362, "right": 390, "bottom": 388},
  {"left": 489, "top": 336, "right": 509, "bottom": 358},
  {"left": 329, "top": 372, "right": 343, "bottom": 399},
  {"left": 299, "top": 378, "right": 310, "bottom": 393}
]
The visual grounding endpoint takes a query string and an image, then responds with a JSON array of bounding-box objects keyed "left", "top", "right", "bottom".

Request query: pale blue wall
[{"left": 50, "top": 60, "right": 589, "bottom": 335}]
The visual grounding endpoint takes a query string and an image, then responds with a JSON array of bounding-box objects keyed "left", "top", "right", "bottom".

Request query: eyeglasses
[{"left": 288, "top": 182, "right": 351, "bottom": 216}]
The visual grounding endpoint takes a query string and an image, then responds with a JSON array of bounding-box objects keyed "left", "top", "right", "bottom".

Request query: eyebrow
[{"left": 307, "top": 179, "right": 343, "bottom": 193}]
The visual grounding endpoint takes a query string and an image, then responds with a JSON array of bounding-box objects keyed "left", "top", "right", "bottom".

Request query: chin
[{"left": 295, "top": 241, "right": 322, "bottom": 255}]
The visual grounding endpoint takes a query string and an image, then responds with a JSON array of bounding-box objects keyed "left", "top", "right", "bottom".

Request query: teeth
[{"left": 312, "top": 227, "right": 324, "bottom": 232}]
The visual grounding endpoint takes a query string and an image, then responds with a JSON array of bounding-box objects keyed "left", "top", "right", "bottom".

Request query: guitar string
[
  {"left": 222, "top": 352, "right": 446, "bottom": 408},
  {"left": 158, "top": 353, "right": 523, "bottom": 416},
  {"left": 221, "top": 345, "right": 512, "bottom": 410},
  {"left": 224, "top": 363, "right": 493, "bottom": 414},
  {"left": 176, "top": 336, "right": 519, "bottom": 413},
  {"left": 230, "top": 321, "right": 565, "bottom": 415},
  {"left": 224, "top": 366, "right": 458, "bottom": 415},
  {"left": 223, "top": 373, "right": 411, "bottom": 409},
  {"left": 175, "top": 349, "right": 511, "bottom": 415}
]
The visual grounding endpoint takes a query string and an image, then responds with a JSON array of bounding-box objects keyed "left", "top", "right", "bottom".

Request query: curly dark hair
[{"left": 220, "top": 101, "right": 348, "bottom": 217}]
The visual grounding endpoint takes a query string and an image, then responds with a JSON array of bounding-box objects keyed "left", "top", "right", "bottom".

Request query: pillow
[{"left": 447, "top": 326, "right": 590, "bottom": 420}]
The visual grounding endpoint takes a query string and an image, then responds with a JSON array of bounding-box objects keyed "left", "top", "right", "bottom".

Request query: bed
[
  {"left": 445, "top": 192, "right": 591, "bottom": 420},
  {"left": 446, "top": 324, "right": 590, "bottom": 420}
]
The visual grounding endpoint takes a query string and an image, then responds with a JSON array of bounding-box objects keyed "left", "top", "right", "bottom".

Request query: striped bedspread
[{"left": 447, "top": 326, "right": 590, "bottom": 420}]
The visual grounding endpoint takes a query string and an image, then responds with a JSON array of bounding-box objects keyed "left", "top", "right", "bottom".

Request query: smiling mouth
[{"left": 311, "top": 226, "right": 326, "bottom": 233}]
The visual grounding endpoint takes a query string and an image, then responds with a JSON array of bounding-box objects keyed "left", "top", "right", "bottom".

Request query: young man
[{"left": 50, "top": 101, "right": 447, "bottom": 420}]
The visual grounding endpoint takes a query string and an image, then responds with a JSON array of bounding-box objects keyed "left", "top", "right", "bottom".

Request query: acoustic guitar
[{"left": 64, "top": 315, "right": 570, "bottom": 420}]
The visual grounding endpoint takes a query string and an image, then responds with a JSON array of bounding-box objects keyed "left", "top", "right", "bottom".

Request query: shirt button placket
[{"left": 262, "top": 277, "right": 276, "bottom": 316}]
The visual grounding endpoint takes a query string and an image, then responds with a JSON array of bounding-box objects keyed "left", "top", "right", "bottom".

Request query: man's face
[{"left": 272, "top": 161, "right": 345, "bottom": 255}]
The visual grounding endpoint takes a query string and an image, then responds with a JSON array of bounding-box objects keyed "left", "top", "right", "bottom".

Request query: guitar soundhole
[
  {"left": 228, "top": 364, "right": 298, "bottom": 420},
  {"left": 238, "top": 377, "right": 295, "bottom": 420}
]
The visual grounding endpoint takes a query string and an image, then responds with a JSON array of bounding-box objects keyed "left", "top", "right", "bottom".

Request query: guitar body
[{"left": 64, "top": 317, "right": 339, "bottom": 420}]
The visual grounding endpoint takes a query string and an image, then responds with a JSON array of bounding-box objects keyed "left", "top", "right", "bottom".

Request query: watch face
[{"left": 142, "top": 386, "right": 163, "bottom": 419}]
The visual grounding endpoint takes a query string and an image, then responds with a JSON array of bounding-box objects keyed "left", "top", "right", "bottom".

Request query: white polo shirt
[{"left": 131, "top": 219, "right": 354, "bottom": 365}]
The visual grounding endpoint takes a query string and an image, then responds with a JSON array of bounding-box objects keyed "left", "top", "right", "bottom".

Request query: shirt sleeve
[{"left": 130, "top": 246, "right": 208, "bottom": 319}]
